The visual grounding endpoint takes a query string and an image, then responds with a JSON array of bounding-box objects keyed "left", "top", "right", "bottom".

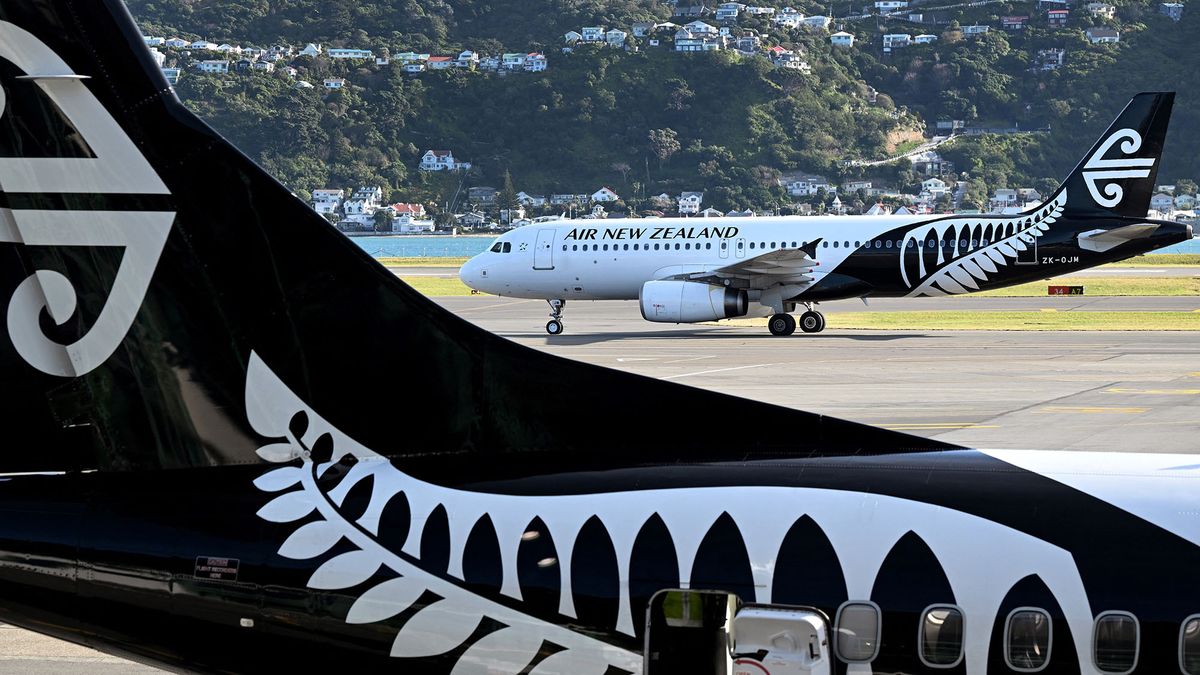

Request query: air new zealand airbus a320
[
  {"left": 3, "top": 2, "right": 1200, "bottom": 674},
  {"left": 460, "top": 96, "right": 1191, "bottom": 335}
]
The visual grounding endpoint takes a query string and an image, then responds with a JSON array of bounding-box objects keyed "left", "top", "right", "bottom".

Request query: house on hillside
[
  {"left": 632, "top": 22, "right": 655, "bottom": 37},
  {"left": 468, "top": 187, "right": 498, "bottom": 205},
  {"left": 1002, "top": 16, "right": 1030, "bottom": 30},
  {"left": 910, "top": 150, "right": 952, "bottom": 176},
  {"left": 831, "top": 31, "right": 856, "bottom": 46},
  {"left": 524, "top": 53, "right": 548, "bottom": 71},
  {"left": 735, "top": 35, "right": 762, "bottom": 53},
  {"left": 329, "top": 48, "right": 373, "bottom": 59},
  {"left": 875, "top": 0, "right": 908, "bottom": 10},
  {"left": 404, "top": 63, "right": 426, "bottom": 73},
  {"left": 673, "top": 5, "right": 710, "bottom": 18},
  {"left": 676, "top": 29, "right": 725, "bottom": 51},
  {"left": 517, "top": 192, "right": 547, "bottom": 207},
  {"left": 1046, "top": 8, "right": 1070, "bottom": 25},
  {"left": 195, "top": 60, "right": 229, "bottom": 74},
  {"left": 251, "top": 61, "right": 275, "bottom": 72},
  {"left": 775, "top": 8, "right": 804, "bottom": 27},
  {"left": 457, "top": 51, "right": 479, "bottom": 68},
  {"left": 1086, "top": 2, "right": 1116, "bottom": 18},
  {"left": 1035, "top": 48, "right": 1065, "bottom": 70},
  {"left": 606, "top": 29, "right": 628, "bottom": 46},
  {"left": 883, "top": 33, "right": 912, "bottom": 48},
  {"left": 164, "top": 38, "right": 189, "bottom": 48},
  {"left": 564, "top": 30, "right": 583, "bottom": 43},
  {"left": 1161, "top": 2, "right": 1184, "bottom": 20},
  {"left": 962, "top": 24, "right": 990, "bottom": 35},
  {"left": 390, "top": 203, "right": 427, "bottom": 219},
  {"left": 914, "top": 33, "right": 938, "bottom": 43},
  {"left": 427, "top": 56, "right": 456, "bottom": 69},
  {"left": 922, "top": 178, "right": 948, "bottom": 195},
  {"left": 188, "top": 40, "right": 218, "bottom": 51},
  {"left": 581, "top": 26, "right": 606, "bottom": 42},
  {"left": 716, "top": 2, "right": 743, "bottom": 21},
  {"left": 311, "top": 189, "right": 344, "bottom": 214},
  {"left": 1175, "top": 194, "right": 1196, "bottom": 209},
  {"left": 746, "top": 6, "right": 775, "bottom": 14},
  {"left": 786, "top": 175, "right": 834, "bottom": 196},
  {"left": 1086, "top": 27, "right": 1119, "bottom": 43},
  {"left": 323, "top": 77, "right": 346, "bottom": 89},
  {"left": 420, "top": 150, "right": 471, "bottom": 171},
  {"left": 143, "top": 36, "right": 166, "bottom": 47},
  {"left": 684, "top": 20, "right": 720, "bottom": 35},
  {"left": 802, "top": 15, "right": 832, "bottom": 30},
  {"left": 592, "top": 187, "right": 620, "bottom": 202},
  {"left": 299, "top": 43, "right": 322, "bottom": 57},
  {"left": 1151, "top": 193, "right": 1175, "bottom": 212},
  {"left": 679, "top": 191, "right": 704, "bottom": 214}
]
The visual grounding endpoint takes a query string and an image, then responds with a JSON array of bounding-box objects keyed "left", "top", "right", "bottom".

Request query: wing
[{"left": 671, "top": 246, "right": 819, "bottom": 289}]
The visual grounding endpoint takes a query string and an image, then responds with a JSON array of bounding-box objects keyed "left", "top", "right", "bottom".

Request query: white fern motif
[
  {"left": 900, "top": 191, "right": 1067, "bottom": 297},
  {"left": 245, "top": 351, "right": 1099, "bottom": 674}
]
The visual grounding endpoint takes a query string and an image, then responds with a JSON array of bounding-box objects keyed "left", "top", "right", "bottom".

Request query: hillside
[{"left": 132, "top": 0, "right": 1200, "bottom": 215}]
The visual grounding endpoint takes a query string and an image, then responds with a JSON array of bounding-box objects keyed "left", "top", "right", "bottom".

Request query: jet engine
[{"left": 640, "top": 280, "right": 749, "bottom": 323}]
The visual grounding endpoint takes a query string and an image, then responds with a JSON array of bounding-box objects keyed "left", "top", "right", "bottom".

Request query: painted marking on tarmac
[
  {"left": 883, "top": 423, "right": 998, "bottom": 430},
  {"left": 1105, "top": 388, "right": 1200, "bottom": 395},
  {"left": 664, "top": 355, "right": 718, "bottom": 364},
  {"left": 616, "top": 357, "right": 657, "bottom": 362},
  {"left": 454, "top": 299, "right": 538, "bottom": 314},
  {"left": 663, "top": 363, "right": 779, "bottom": 380},
  {"left": 1035, "top": 406, "right": 1148, "bottom": 414}
]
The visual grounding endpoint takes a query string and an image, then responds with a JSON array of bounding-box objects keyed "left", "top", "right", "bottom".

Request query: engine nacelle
[{"left": 640, "top": 280, "right": 749, "bottom": 323}]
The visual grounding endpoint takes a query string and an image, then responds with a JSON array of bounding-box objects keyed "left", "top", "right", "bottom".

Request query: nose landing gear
[{"left": 546, "top": 298, "right": 566, "bottom": 335}]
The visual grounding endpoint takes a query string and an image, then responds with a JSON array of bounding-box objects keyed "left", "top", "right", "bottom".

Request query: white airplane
[{"left": 460, "top": 94, "right": 1191, "bottom": 335}]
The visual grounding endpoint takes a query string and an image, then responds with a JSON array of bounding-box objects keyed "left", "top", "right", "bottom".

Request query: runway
[
  {"left": 434, "top": 295, "right": 1200, "bottom": 454},
  {"left": 6, "top": 290, "right": 1199, "bottom": 670}
]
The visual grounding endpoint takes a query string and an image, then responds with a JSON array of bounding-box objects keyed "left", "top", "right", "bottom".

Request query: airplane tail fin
[
  {"left": 1056, "top": 92, "right": 1173, "bottom": 219},
  {"left": 0, "top": 0, "right": 956, "bottom": 476}
]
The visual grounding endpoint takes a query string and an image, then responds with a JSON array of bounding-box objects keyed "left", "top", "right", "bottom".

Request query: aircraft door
[
  {"left": 1016, "top": 225, "right": 1038, "bottom": 265},
  {"left": 733, "top": 606, "right": 831, "bottom": 675},
  {"left": 533, "top": 228, "right": 556, "bottom": 270},
  {"left": 735, "top": 238, "right": 746, "bottom": 259}
]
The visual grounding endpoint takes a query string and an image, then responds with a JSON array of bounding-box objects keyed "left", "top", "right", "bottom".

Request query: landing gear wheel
[
  {"left": 768, "top": 313, "right": 796, "bottom": 336},
  {"left": 800, "top": 311, "right": 825, "bottom": 333},
  {"left": 546, "top": 319, "right": 564, "bottom": 335}
]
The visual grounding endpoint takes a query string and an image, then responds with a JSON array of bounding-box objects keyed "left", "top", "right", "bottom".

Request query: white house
[
  {"left": 1162, "top": 2, "right": 1185, "bottom": 20},
  {"left": 699, "top": 207, "right": 724, "bottom": 217},
  {"left": 299, "top": 43, "right": 322, "bottom": 57},
  {"left": 1151, "top": 193, "right": 1175, "bottom": 212},
  {"left": 715, "top": 2, "right": 743, "bottom": 20},
  {"left": 775, "top": 8, "right": 805, "bottom": 26},
  {"left": 143, "top": 36, "right": 166, "bottom": 47},
  {"left": 214, "top": 44, "right": 241, "bottom": 54},
  {"left": 195, "top": 60, "right": 229, "bottom": 74},
  {"left": 427, "top": 56, "right": 456, "bottom": 69},
  {"left": 914, "top": 34, "right": 938, "bottom": 44},
  {"left": 187, "top": 40, "right": 218, "bottom": 51},
  {"left": 456, "top": 51, "right": 479, "bottom": 68},
  {"left": 404, "top": 63, "right": 426, "bottom": 74},
  {"left": 581, "top": 26, "right": 606, "bottom": 42},
  {"left": 517, "top": 192, "right": 547, "bottom": 207},
  {"left": 883, "top": 33, "right": 912, "bottom": 48},
  {"left": 991, "top": 189, "right": 1019, "bottom": 209},
  {"left": 420, "top": 150, "right": 471, "bottom": 172},
  {"left": 323, "top": 77, "right": 346, "bottom": 89},
  {"left": 149, "top": 48, "right": 166, "bottom": 68},
  {"left": 962, "top": 24, "right": 990, "bottom": 35},
  {"left": 684, "top": 20, "right": 720, "bottom": 35},
  {"left": 1174, "top": 194, "right": 1196, "bottom": 209},
  {"left": 675, "top": 30, "right": 725, "bottom": 51},
  {"left": 786, "top": 176, "right": 834, "bottom": 196},
  {"left": 606, "top": 29, "right": 628, "bottom": 46},
  {"left": 524, "top": 53, "right": 548, "bottom": 71},
  {"left": 632, "top": 22, "right": 654, "bottom": 37},
  {"left": 830, "top": 31, "right": 855, "bottom": 46},
  {"left": 164, "top": 38, "right": 189, "bottom": 48},
  {"left": 1086, "top": 2, "right": 1116, "bottom": 18},
  {"left": 329, "top": 48, "right": 373, "bottom": 59},
  {"left": 311, "top": 189, "right": 345, "bottom": 214},
  {"left": 875, "top": 0, "right": 909, "bottom": 10},
  {"left": 251, "top": 61, "right": 275, "bottom": 72},
  {"left": 922, "top": 177, "right": 948, "bottom": 195},
  {"left": 678, "top": 191, "right": 704, "bottom": 214},
  {"left": 592, "top": 187, "right": 620, "bottom": 202},
  {"left": 801, "top": 16, "right": 831, "bottom": 30},
  {"left": 564, "top": 30, "right": 583, "bottom": 43},
  {"left": 1086, "top": 27, "right": 1120, "bottom": 43}
]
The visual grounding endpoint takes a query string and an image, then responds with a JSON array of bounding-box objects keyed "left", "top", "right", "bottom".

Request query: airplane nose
[{"left": 459, "top": 257, "right": 484, "bottom": 290}]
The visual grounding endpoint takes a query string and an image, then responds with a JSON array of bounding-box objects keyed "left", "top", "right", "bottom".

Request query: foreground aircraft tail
[
  {"left": 1056, "top": 92, "right": 1173, "bottom": 219},
  {"left": 0, "top": 0, "right": 955, "bottom": 476}
]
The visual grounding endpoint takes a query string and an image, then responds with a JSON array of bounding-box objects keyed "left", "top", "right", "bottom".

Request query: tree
[
  {"left": 373, "top": 207, "right": 394, "bottom": 233},
  {"left": 611, "top": 161, "right": 632, "bottom": 183},
  {"left": 648, "top": 128, "right": 680, "bottom": 168},
  {"left": 498, "top": 170, "right": 517, "bottom": 211}
]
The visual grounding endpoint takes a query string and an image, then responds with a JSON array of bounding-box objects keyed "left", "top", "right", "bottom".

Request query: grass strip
[
  {"left": 1106, "top": 254, "right": 1200, "bottom": 266},
  {"left": 380, "top": 256, "right": 469, "bottom": 267},
  {"left": 397, "top": 277, "right": 479, "bottom": 296},
  {"left": 975, "top": 277, "right": 1200, "bottom": 297},
  {"left": 824, "top": 311, "right": 1200, "bottom": 331}
]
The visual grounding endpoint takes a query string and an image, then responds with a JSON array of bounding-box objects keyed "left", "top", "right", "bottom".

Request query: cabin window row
[
  {"left": 832, "top": 603, "right": 1149, "bottom": 673},
  {"left": 563, "top": 242, "right": 717, "bottom": 252}
]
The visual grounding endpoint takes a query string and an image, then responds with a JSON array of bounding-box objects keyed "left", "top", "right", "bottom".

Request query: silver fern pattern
[
  {"left": 246, "top": 351, "right": 1099, "bottom": 673},
  {"left": 900, "top": 191, "right": 1067, "bottom": 297}
]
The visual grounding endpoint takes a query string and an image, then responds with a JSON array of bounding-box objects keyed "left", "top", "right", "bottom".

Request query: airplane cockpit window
[
  {"left": 1094, "top": 611, "right": 1138, "bottom": 674},
  {"left": 1180, "top": 615, "right": 1200, "bottom": 674},
  {"left": 1006, "top": 608, "right": 1052, "bottom": 672},
  {"left": 835, "top": 601, "right": 881, "bottom": 663},
  {"left": 920, "top": 605, "right": 964, "bottom": 668},
  {"left": 490, "top": 242, "right": 503, "bottom": 253}
]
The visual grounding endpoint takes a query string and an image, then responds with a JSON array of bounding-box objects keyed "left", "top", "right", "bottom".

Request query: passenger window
[
  {"left": 920, "top": 605, "right": 964, "bottom": 668},
  {"left": 855, "top": 241, "right": 861, "bottom": 248},
  {"left": 886, "top": 240, "right": 893, "bottom": 249},
  {"left": 750, "top": 242, "right": 756, "bottom": 249},
  {"left": 654, "top": 244, "right": 660, "bottom": 250},
  {"left": 490, "top": 242, "right": 503, "bottom": 253},
  {"left": 572, "top": 245, "right": 578, "bottom": 251},
  {"left": 503, "top": 242, "right": 512, "bottom": 253},
  {"left": 760, "top": 242, "right": 766, "bottom": 249},
  {"left": 1180, "top": 615, "right": 1200, "bottom": 675},
  {"left": 624, "top": 244, "right": 629, "bottom": 251},
  {"left": 835, "top": 602, "right": 880, "bottom": 663},
  {"left": 633, "top": 244, "right": 639, "bottom": 250},
  {"left": 1094, "top": 611, "right": 1138, "bottom": 673},
  {"left": 844, "top": 241, "right": 850, "bottom": 248},
  {"left": 822, "top": 241, "right": 828, "bottom": 248},
  {"left": 603, "top": 244, "right": 609, "bottom": 251},
  {"left": 874, "top": 240, "right": 881, "bottom": 248},
  {"left": 1006, "top": 608, "right": 1052, "bottom": 672},
  {"left": 674, "top": 243, "right": 681, "bottom": 250},
  {"left": 770, "top": 242, "right": 777, "bottom": 249},
  {"left": 562, "top": 245, "right": 567, "bottom": 251},
  {"left": 685, "top": 243, "right": 691, "bottom": 250},
  {"left": 706, "top": 243, "right": 712, "bottom": 250},
  {"left": 833, "top": 241, "right": 840, "bottom": 248},
  {"left": 792, "top": 241, "right": 798, "bottom": 247}
]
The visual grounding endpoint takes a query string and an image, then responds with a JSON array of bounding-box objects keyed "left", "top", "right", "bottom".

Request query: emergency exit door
[
  {"left": 533, "top": 229, "right": 555, "bottom": 269},
  {"left": 1016, "top": 227, "right": 1037, "bottom": 265}
]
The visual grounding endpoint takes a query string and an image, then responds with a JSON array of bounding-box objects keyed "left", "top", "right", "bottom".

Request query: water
[
  {"left": 347, "top": 234, "right": 1200, "bottom": 259},
  {"left": 349, "top": 236, "right": 493, "bottom": 258}
]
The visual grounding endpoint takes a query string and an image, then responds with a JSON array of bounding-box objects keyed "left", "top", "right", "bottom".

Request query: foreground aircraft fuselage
[
  {"left": 461, "top": 98, "right": 1192, "bottom": 335},
  {"left": 1, "top": 2, "right": 1199, "bottom": 674}
]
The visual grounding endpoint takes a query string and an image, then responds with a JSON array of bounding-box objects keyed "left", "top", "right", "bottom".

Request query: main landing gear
[
  {"left": 767, "top": 305, "right": 825, "bottom": 336},
  {"left": 546, "top": 298, "right": 566, "bottom": 335}
]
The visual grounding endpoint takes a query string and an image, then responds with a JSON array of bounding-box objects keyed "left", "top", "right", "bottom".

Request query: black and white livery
[
  {"left": 1, "top": 2, "right": 1200, "bottom": 674},
  {"left": 460, "top": 94, "right": 1190, "bottom": 335}
]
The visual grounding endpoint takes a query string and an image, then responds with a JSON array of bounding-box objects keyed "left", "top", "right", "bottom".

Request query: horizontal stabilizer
[{"left": 1077, "top": 224, "right": 1161, "bottom": 252}]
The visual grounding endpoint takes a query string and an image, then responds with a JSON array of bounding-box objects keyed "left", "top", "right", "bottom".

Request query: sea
[{"left": 348, "top": 235, "right": 1200, "bottom": 259}]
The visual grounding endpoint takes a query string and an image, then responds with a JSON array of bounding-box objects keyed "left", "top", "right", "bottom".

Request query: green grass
[
  {"left": 976, "top": 277, "right": 1200, "bottom": 297},
  {"left": 1106, "top": 254, "right": 1200, "bottom": 266},
  {"left": 380, "top": 257, "right": 469, "bottom": 267},
  {"left": 396, "top": 277, "right": 479, "bottom": 296},
  {"left": 824, "top": 311, "right": 1200, "bottom": 331}
]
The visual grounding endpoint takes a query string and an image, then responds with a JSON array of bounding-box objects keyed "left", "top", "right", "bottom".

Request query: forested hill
[{"left": 128, "top": 0, "right": 1200, "bottom": 215}]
